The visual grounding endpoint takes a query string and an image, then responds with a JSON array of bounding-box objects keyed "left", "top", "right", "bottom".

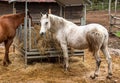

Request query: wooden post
[
  {"left": 13, "top": 2, "right": 16, "bottom": 14},
  {"left": 84, "top": 4, "right": 86, "bottom": 25},
  {"left": 63, "top": 7, "right": 65, "bottom": 18},
  {"left": 49, "top": 7, "right": 51, "bottom": 14},
  {"left": 60, "top": 5, "right": 62, "bottom": 17},
  {"left": 81, "top": 4, "right": 86, "bottom": 25},
  {"left": 115, "top": 0, "right": 118, "bottom": 16},
  {"left": 109, "top": 0, "right": 112, "bottom": 32}
]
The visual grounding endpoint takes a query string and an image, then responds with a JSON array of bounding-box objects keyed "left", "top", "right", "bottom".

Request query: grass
[{"left": 114, "top": 31, "right": 120, "bottom": 37}]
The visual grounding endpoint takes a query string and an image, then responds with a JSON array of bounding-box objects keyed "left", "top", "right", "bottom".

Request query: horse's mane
[
  {"left": 49, "top": 14, "right": 77, "bottom": 27},
  {"left": 0, "top": 13, "right": 25, "bottom": 19}
]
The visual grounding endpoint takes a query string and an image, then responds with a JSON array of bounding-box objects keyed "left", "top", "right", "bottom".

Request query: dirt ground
[{"left": 0, "top": 11, "right": 120, "bottom": 83}]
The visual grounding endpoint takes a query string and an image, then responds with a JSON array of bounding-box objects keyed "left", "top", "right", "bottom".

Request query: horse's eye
[{"left": 45, "top": 22, "right": 48, "bottom": 25}]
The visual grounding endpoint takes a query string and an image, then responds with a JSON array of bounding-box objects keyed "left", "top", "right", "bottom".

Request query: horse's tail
[{"left": 86, "top": 29, "right": 104, "bottom": 52}]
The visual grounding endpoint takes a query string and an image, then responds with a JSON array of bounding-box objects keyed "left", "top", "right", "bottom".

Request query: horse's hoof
[
  {"left": 3, "top": 61, "right": 9, "bottom": 66},
  {"left": 3, "top": 60, "right": 11, "bottom": 66},
  {"left": 106, "top": 73, "right": 112, "bottom": 79},
  {"left": 106, "top": 75, "right": 112, "bottom": 79},
  {"left": 90, "top": 75, "right": 96, "bottom": 79},
  {"left": 64, "top": 67, "right": 70, "bottom": 71},
  {"left": 90, "top": 74, "right": 98, "bottom": 79},
  {"left": 63, "top": 65, "right": 70, "bottom": 71},
  {"left": 7, "top": 60, "right": 12, "bottom": 64},
  {"left": 109, "top": 73, "right": 113, "bottom": 76}
]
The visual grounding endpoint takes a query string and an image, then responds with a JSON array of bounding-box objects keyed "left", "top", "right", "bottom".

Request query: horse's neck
[
  {"left": 13, "top": 13, "right": 25, "bottom": 29},
  {"left": 50, "top": 15, "right": 77, "bottom": 32}
]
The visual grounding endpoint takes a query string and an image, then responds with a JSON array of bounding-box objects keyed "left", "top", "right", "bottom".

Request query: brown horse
[{"left": 0, "top": 12, "right": 32, "bottom": 66}]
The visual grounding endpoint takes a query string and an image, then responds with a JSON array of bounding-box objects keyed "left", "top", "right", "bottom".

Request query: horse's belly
[
  {"left": 68, "top": 41, "right": 88, "bottom": 50},
  {"left": 72, "top": 44, "right": 88, "bottom": 50}
]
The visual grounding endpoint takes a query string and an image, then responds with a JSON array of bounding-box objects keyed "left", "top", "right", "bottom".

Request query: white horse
[{"left": 39, "top": 13, "right": 112, "bottom": 79}]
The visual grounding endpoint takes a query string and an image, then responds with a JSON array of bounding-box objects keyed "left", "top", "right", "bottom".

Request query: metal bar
[
  {"left": 26, "top": 52, "right": 84, "bottom": 59},
  {"left": 25, "top": 0, "right": 28, "bottom": 66},
  {"left": 26, "top": 51, "right": 40, "bottom": 55},
  {"left": 27, "top": 55, "right": 60, "bottom": 59},
  {"left": 20, "top": 25, "right": 23, "bottom": 42},
  {"left": 28, "top": 18, "right": 32, "bottom": 51},
  {"left": 29, "top": 49, "right": 38, "bottom": 52},
  {"left": 73, "top": 50, "right": 84, "bottom": 52}
]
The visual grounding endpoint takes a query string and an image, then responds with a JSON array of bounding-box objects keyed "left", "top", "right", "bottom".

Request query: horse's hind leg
[
  {"left": 90, "top": 50, "right": 101, "bottom": 79},
  {"left": 101, "top": 46, "right": 112, "bottom": 79},
  {"left": 3, "top": 39, "right": 13, "bottom": 66}
]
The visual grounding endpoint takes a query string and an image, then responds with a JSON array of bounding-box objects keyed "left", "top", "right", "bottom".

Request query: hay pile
[{"left": 14, "top": 24, "right": 62, "bottom": 54}]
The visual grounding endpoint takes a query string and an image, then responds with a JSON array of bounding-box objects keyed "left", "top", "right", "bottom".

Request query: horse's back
[
  {"left": 86, "top": 23, "right": 107, "bottom": 31},
  {"left": 85, "top": 23, "right": 108, "bottom": 36}
]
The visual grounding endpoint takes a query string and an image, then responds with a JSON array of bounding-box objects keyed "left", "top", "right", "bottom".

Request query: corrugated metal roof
[{"left": 0, "top": 0, "right": 55, "bottom": 2}]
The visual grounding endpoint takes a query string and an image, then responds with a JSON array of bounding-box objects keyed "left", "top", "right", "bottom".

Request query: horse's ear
[
  {"left": 46, "top": 13, "right": 48, "bottom": 18},
  {"left": 40, "top": 12, "right": 43, "bottom": 18}
]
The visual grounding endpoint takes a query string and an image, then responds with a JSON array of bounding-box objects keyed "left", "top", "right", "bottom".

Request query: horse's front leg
[
  {"left": 3, "top": 39, "right": 13, "bottom": 66},
  {"left": 60, "top": 42, "right": 69, "bottom": 71}
]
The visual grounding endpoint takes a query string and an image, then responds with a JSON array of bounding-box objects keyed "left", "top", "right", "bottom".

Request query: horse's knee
[
  {"left": 106, "top": 57, "right": 112, "bottom": 65},
  {"left": 64, "top": 56, "right": 69, "bottom": 64}
]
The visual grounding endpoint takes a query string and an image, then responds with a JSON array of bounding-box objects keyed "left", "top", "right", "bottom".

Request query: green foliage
[
  {"left": 87, "top": 1, "right": 120, "bottom": 11},
  {"left": 114, "top": 31, "right": 120, "bottom": 37}
]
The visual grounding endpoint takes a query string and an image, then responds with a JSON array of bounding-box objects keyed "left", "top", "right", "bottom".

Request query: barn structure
[
  {"left": 0, "top": 0, "right": 91, "bottom": 65},
  {"left": 0, "top": 0, "right": 89, "bottom": 25}
]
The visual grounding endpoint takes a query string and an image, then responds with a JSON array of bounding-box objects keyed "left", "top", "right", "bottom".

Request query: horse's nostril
[{"left": 40, "top": 32, "right": 44, "bottom": 36}]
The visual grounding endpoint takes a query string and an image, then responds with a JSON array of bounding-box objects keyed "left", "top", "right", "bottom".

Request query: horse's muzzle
[{"left": 40, "top": 32, "right": 45, "bottom": 36}]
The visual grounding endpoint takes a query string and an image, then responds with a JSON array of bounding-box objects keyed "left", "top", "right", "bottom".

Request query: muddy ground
[{"left": 0, "top": 11, "right": 120, "bottom": 83}]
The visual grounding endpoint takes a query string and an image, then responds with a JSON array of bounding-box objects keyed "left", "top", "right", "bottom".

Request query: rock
[{"left": 108, "top": 48, "right": 120, "bottom": 56}]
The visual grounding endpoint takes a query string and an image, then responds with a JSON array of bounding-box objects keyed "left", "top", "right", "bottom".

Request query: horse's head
[{"left": 40, "top": 13, "right": 51, "bottom": 36}]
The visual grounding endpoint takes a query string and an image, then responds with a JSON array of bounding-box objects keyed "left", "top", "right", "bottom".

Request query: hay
[{"left": 14, "top": 24, "right": 62, "bottom": 54}]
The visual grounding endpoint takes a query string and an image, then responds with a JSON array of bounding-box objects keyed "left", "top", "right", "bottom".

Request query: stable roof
[
  {"left": 1, "top": 0, "right": 55, "bottom": 3},
  {"left": 56, "top": 0, "right": 91, "bottom": 6},
  {"left": 6, "top": 0, "right": 91, "bottom": 6}
]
